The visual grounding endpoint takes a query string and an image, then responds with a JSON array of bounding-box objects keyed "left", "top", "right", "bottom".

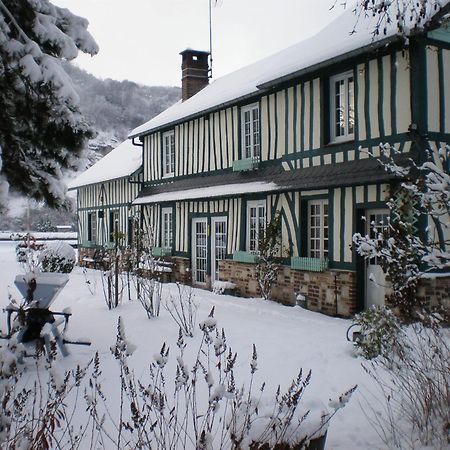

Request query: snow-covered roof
[
  {"left": 133, "top": 156, "right": 403, "bottom": 206},
  {"left": 129, "top": 2, "right": 448, "bottom": 139},
  {"left": 67, "top": 140, "right": 142, "bottom": 189},
  {"left": 133, "top": 181, "right": 280, "bottom": 205}
]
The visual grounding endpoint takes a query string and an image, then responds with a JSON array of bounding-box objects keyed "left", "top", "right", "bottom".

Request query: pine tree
[{"left": 0, "top": 0, "right": 98, "bottom": 210}]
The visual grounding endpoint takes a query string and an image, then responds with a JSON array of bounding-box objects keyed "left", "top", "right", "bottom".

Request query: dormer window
[
  {"left": 241, "top": 103, "right": 260, "bottom": 159},
  {"left": 330, "top": 71, "right": 355, "bottom": 143},
  {"left": 162, "top": 130, "right": 175, "bottom": 177}
]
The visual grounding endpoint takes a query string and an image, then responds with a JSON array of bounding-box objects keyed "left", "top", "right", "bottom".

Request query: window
[
  {"left": 247, "top": 200, "right": 266, "bottom": 253},
  {"left": 161, "top": 207, "right": 173, "bottom": 249},
  {"left": 162, "top": 130, "right": 175, "bottom": 177},
  {"left": 308, "top": 200, "right": 328, "bottom": 259},
  {"left": 87, "top": 212, "right": 97, "bottom": 244},
  {"left": 241, "top": 104, "right": 260, "bottom": 159},
  {"left": 330, "top": 71, "right": 354, "bottom": 142},
  {"left": 109, "top": 210, "right": 120, "bottom": 242}
]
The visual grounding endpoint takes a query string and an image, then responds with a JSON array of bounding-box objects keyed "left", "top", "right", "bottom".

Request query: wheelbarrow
[
  {"left": 346, "top": 323, "right": 364, "bottom": 344},
  {"left": 1, "top": 273, "right": 91, "bottom": 357}
]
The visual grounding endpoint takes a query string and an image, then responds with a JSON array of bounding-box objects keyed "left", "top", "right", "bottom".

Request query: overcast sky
[{"left": 53, "top": 0, "right": 346, "bottom": 87}]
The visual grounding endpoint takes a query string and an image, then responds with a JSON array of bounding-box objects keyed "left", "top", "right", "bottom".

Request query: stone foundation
[
  {"left": 417, "top": 276, "right": 450, "bottom": 319},
  {"left": 171, "top": 256, "right": 191, "bottom": 285},
  {"left": 78, "top": 249, "right": 449, "bottom": 319},
  {"left": 219, "top": 260, "right": 358, "bottom": 317}
]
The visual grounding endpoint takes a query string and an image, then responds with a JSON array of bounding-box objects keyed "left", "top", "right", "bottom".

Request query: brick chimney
[{"left": 180, "top": 49, "right": 210, "bottom": 101}]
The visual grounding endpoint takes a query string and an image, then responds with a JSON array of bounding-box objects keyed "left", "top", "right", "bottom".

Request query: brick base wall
[
  {"left": 219, "top": 259, "right": 358, "bottom": 317},
  {"left": 78, "top": 249, "right": 449, "bottom": 319},
  {"left": 171, "top": 257, "right": 191, "bottom": 285},
  {"left": 417, "top": 276, "right": 450, "bottom": 320}
]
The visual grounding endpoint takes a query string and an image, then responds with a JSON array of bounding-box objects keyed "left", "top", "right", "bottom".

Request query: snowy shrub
[
  {"left": 350, "top": 306, "right": 401, "bottom": 359},
  {"left": 353, "top": 143, "right": 450, "bottom": 320},
  {"left": 256, "top": 211, "right": 284, "bottom": 301},
  {"left": 136, "top": 277, "right": 162, "bottom": 318},
  {"left": 101, "top": 235, "right": 129, "bottom": 309},
  {"left": 101, "top": 258, "right": 125, "bottom": 310},
  {"left": 35, "top": 219, "right": 56, "bottom": 232},
  {"left": 0, "top": 338, "right": 102, "bottom": 449},
  {"left": 363, "top": 316, "right": 450, "bottom": 449},
  {"left": 212, "top": 280, "right": 236, "bottom": 295},
  {"left": 164, "top": 283, "right": 198, "bottom": 336},
  {"left": 12, "top": 233, "right": 41, "bottom": 271},
  {"left": 125, "top": 215, "right": 164, "bottom": 314},
  {"left": 108, "top": 310, "right": 356, "bottom": 449},
  {"left": 40, "top": 240, "right": 76, "bottom": 273},
  {"left": 0, "top": 311, "right": 357, "bottom": 449}
]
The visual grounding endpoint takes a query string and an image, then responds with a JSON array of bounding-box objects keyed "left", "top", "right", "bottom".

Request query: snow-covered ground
[
  {"left": 0, "top": 241, "right": 384, "bottom": 449},
  {"left": 0, "top": 231, "right": 77, "bottom": 240}
]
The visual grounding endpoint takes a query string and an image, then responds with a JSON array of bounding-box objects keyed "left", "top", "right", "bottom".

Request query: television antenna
[{"left": 208, "top": 0, "right": 222, "bottom": 78}]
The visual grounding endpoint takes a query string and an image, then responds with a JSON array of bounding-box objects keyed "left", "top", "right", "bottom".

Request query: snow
[
  {"left": 133, "top": 181, "right": 281, "bottom": 205},
  {"left": 0, "top": 241, "right": 396, "bottom": 448},
  {"left": 129, "top": 1, "right": 448, "bottom": 139},
  {"left": 39, "top": 240, "right": 76, "bottom": 264},
  {"left": 1, "top": 231, "right": 77, "bottom": 241},
  {"left": 212, "top": 280, "right": 236, "bottom": 295},
  {"left": 67, "top": 139, "right": 142, "bottom": 189}
]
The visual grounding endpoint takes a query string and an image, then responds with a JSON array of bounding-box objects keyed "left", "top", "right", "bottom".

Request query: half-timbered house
[
  {"left": 69, "top": 139, "right": 142, "bottom": 256},
  {"left": 74, "top": 4, "right": 450, "bottom": 316}
]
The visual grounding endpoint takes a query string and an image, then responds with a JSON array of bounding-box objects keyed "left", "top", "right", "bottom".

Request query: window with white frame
[
  {"left": 247, "top": 200, "right": 266, "bottom": 253},
  {"left": 161, "top": 207, "right": 173, "bottom": 249},
  {"left": 330, "top": 71, "right": 355, "bottom": 142},
  {"left": 162, "top": 130, "right": 175, "bottom": 177},
  {"left": 308, "top": 200, "right": 329, "bottom": 259},
  {"left": 241, "top": 104, "right": 260, "bottom": 159}
]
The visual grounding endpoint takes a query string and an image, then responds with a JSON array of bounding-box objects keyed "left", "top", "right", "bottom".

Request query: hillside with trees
[{"left": 63, "top": 62, "right": 180, "bottom": 153}]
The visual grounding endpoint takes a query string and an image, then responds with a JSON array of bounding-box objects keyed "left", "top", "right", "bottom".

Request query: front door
[
  {"left": 192, "top": 218, "right": 208, "bottom": 285},
  {"left": 365, "top": 209, "right": 390, "bottom": 308},
  {"left": 211, "top": 217, "right": 227, "bottom": 283}
]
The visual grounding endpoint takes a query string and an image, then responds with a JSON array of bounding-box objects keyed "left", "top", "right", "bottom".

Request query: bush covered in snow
[
  {"left": 40, "top": 241, "right": 76, "bottom": 273},
  {"left": 353, "top": 143, "right": 450, "bottom": 320},
  {"left": 350, "top": 306, "right": 401, "bottom": 359},
  {"left": 0, "top": 307, "right": 357, "bottom": 449},
  {"left": 363, "top": 315, "right": 450, "bottom": 449},
  {"left": 107, "top": 309, "right": 356, "bottom": 449}
]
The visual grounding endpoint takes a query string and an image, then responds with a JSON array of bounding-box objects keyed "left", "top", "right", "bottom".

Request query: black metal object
[
  {"left": 346, "top": 323, "right": 364, "bottom": 343},
  {"left": 19, "top": 308, "right": 55, "bottom": 343},
  {"left": 1, "top": 277, "right": 91, "bottom": 355},
  {"left": 2, "top": 306, "right": 90, "bottom": 347}
]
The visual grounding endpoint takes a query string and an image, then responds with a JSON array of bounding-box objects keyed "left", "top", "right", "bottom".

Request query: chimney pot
[{"left": 180, "top": 49, "right": 210, "bottom": 101}]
